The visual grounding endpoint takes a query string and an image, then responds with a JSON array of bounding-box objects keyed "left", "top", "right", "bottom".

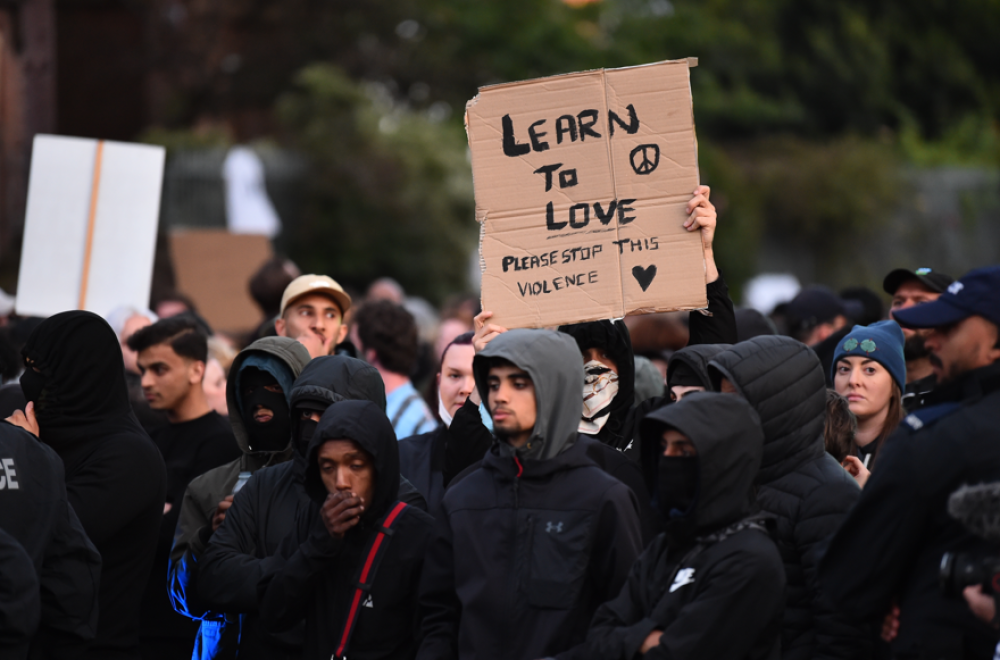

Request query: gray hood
[
  {"left": 473, "top": 329, "right": 583, "bottom": 461},
  {"left": 226, "top": 336, "right": 312, "bottom": 459}
]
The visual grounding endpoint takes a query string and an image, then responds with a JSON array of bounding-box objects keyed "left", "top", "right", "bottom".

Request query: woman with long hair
[{"left": 832, "top": 320, "right": 906, "bottom": 477}]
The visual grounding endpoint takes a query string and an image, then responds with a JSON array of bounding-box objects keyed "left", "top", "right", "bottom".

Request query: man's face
[
  {"left": 318, "top": 439, "right": 375, "bottom": 507},
  {"left": 890, "top": 280, "right": 941, "bottom": 354},
  {"left": 487, "top": 364, "right": 537, "bottom": 447},
  {"left": 581, "top": 347, "right": 618, "bottom": 373},
  {"left": 275, "top": 293, "right": 347, "bottom": 359},
  {"left": 120, "top": 314, "right": 152, "bottom": 374},
  {"left": 661, "top": 429, "right": 697, "bottom": 457},
  {"left": 136, "top": 343, "right": 203, "bottom": 413},
  {"left": 242, "top": 374, "right": 283, "bottom": 423},
  {"left": 923, "top": 316, "right": 1000, "bottom": 383},
  {"left": 438, "top": 344, "right": 476, "bottom": 419}
]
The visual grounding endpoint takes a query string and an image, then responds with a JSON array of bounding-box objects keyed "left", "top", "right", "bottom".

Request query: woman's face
[
  {"left": 203, "top": 358, "right": 229, "bottom": 417},
  {"left": 437, "top": 344, "right": 476, "bottom": 418},
  {"left": 834, "top": 356, "right": 894, "bottom": 420}
]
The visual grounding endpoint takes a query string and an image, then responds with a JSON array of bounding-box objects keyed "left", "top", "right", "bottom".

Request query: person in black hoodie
[
  {"left": 0, "top": 527, "right": 39, "bottom": 660},
  {"left": 258, "top": 399, "right": 434, "bottom": 659},
  {"left": 8, "top": 310, "right": 166, "bottom": 660},
  {"left": 418, "top": 329, "right": 642, "bottom": 660},
  {"left": 586, "top": 392, "right": 785, "bottom": 660},
  {"left": 196, "top": 354, "right": 425, "bottom": 660},
  {"left": 0, "top": 422, "right": 100, "bottom": 658},
  {"left": 708, "top": 336, "right": 866, "bottom": 660}
]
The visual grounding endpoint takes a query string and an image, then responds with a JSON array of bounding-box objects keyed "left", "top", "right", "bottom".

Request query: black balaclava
[
  {"left": 667, "top": 362, "right": 702, "bottom": 389},
  {"left": 19, "top": 367, "right": 48, "bottom": 409},
  {"left": 658, "top": 455, "right": 699, "bottom": 518},
  {"left": 240, "top": 367, "right": 291, "bottom": 452}
]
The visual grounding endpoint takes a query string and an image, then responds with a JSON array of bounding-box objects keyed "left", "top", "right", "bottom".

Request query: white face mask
[
  {"left": 579, "top": 360, "right": 619, "bottom": 435},
  {"left": 437, "top": 397, "right": 454, "bottom": 429}
]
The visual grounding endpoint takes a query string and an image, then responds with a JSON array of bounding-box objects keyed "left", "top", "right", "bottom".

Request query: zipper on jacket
[{"left": 513, "top": 455, "right": 523, "bottom": 509}]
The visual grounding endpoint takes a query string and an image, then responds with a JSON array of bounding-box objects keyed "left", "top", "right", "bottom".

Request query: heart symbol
[{"left": 632, "top": 265, "right": 657, "bottom": 292}]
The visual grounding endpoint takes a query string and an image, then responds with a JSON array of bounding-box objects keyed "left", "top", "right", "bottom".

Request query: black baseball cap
[
  {"left": 892, "top": 266, "right": 1000, "bottom": 329},
  {"left": 787, "top": 286, "right": 854, "bottom": 330},
  {"left": 883, "top": 267, "right": 954, "bottom": 296}
]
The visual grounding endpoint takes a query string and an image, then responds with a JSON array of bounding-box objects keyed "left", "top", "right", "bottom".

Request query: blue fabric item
[
  {"left": 385, "top": 381, "right": 438, "bottom": 440},
  {"left": 892, "top": 265, "right": 1000, "bottom": 329},
  {"left": 831, "top": 320, "right": 906, "bottom": 390},
  {"left": 236, "top": 353, "right": 296, "bottom": 415}
]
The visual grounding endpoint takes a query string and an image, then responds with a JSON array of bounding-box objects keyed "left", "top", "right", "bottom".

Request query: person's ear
[
  {"left": 274, "top": 317, "right": 287, "bottom": 337},
  {"left": 191, "top": 360, "right": 206, "bottom": 385},
  {"left": 364, "top": 348, "right": 378, "bottom": 366}
]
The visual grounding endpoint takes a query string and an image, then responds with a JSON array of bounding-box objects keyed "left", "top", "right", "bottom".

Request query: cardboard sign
[
  {"left": 15, "top": 135, "right": 165, "bottom": 318},
  {"left": 169, "top": 229, "right": 273, "bottom": 335},
  {"left": 466, "top": 59, "right": 708, "bottom": 329}
]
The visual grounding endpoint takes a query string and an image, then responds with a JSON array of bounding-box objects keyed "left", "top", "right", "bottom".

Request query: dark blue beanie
[{"left": 831, "top": 320, "right": 906, "bottom": 390}]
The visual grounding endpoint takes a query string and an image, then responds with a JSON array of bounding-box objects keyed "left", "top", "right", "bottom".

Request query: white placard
[{"left": 15, "top": 135, "right": 165, "bottom": 318}]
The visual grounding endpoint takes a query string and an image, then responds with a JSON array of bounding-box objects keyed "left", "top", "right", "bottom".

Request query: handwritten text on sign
[{"left": 467, "top": 59, "right": 708, "bottom": 329}]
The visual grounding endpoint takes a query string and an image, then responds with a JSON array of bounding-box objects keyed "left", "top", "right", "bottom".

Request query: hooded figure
[
  {"left": 258, "top": 400, "right": 434, "bottom": 659},
  {"left": 587, "top": 392, "right": 785, "bottom": 660},
  {"left": 417, "top": 329, "right": 642, "bottom": 660},
  {"left": 559, "top": 320, "right": 636, "bottom": 450},
  {"left": 708, "top": 336, "right": 865, "bottom": 660},
  {"left": 18, "top": 311, "right": 166, "bottom": 660},
  {"left": 167, "top": 337, "right": 310, "bottom": 660},
  {"left": 192, "top": 355, "right": 427, "bottom": 660},
  {"left": 0, "top": 422, "right": 101, "bottom": 659}
]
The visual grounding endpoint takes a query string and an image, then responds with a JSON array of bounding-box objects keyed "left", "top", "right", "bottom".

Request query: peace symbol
[{"left": 630, "top": 144, "right": 660, "bottom": 175}]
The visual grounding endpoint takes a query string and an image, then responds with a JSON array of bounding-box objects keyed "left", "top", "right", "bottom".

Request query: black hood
[
  {"left": 20, "top": 310, "right": 140, "bottom": 445},
  {"left": 558, "top": 320, "right": 635, "bottom": 449},
  {"left": 667, "top": 343, "right": 732, "bottom": 390},
  {"left": 708, "top": 336, "right": 826, "bottom": 485},
  {"left": 304, "top": 400, "right": 399, "bottom": 523},
  {"left": 640, "top": 391, "right": 764, "bottom": 532},
  {"left": 289, "top": 356, "right": 386, "bottom": 482}
]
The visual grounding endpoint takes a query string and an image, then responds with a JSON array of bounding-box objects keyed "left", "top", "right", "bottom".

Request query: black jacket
[
  {"left": 21, "top": 311, "right": 166, "bottom": 660},
  {"left": 418, "top": 330, "right": 642, "bottom": 660},
  {"left": 820, "top": 362, "right": 1000, "bottom": 659},
  {"left": 398, "top": 397, "right": 493, "bottom": 515},
  {"left": 587, "top": 393, "right": 785, "bottom": 660},
  {"left": 259, "top": 400, "right": 434, "bottom": 659},
  {"left": 0, "top": 527, "right": 39, "bottom": 660},
  {"left": 198, "top": 355, "right": 424, "bottom": 659},
  {"left": 0, "top": 423, "right": 101, "bottom": 659},
  {"left": 709, "top": 336, "right": 866, "bottom": 660}
]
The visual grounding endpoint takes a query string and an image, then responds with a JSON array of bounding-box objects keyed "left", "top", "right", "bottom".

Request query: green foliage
[{"left": 275, "top": 65, "right": 476, "bottom": 303}]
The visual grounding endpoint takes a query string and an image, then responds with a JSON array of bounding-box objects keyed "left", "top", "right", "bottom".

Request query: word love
[{"left": 546, "top": 200, "right": 635, "bottom": 231}]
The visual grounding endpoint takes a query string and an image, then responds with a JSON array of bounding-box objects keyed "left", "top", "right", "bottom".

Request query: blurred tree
[{"left": 274, "top": 64, "right": 475, "bottom": 303}]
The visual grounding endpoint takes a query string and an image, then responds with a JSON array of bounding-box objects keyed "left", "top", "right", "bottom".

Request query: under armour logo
[
  {"left": 948, "top": 281, "right": 965, "bottom": 295},
  {"left": 362, "top": 594, "right": 373, "bottom": 609},
  {"left": 546, "top": 521, "right": 563, "bottom": 534},
  {"left": 670, "top": 568, "right": 696, "bottom": 593}
]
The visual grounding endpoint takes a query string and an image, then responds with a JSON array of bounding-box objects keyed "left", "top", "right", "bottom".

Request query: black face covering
[
  {"left": 240, "top": 368, "right": 291, "bottom": 452},
  {"left": 297, "top": 417, "right": 318, "bottom": 456},
  {"left": 658, "top": 455, "right": 699, "bottom": 519},
  {"left": 19, "top": 367, "right": 48, "bottom": 410}
]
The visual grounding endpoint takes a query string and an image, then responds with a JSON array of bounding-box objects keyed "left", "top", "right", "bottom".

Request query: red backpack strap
[{"left": 333, "top": 501, "right": 409, "bottom": 659}]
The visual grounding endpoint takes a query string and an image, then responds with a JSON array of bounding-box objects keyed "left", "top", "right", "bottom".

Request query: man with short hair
[
  {"left": 275, "top": 274, "right": 352, "bottom": 359},
  {"left": 352, "top": 300, "right": 437, "bottom": 439},
  {"left": 786, "top": 286, "right": 852, "bottom": 347},
  {"left": 883, "top": 267, "right": 955, "bottom": 411},
  {"left": 418, "top": 329, "right": 642, "bottom": 660},
  {"left": 128, "top": 317, "right": 240, "bottom": 659},
  {"left": 820, "top": 265, "right": 1000, "bottom": 659}
]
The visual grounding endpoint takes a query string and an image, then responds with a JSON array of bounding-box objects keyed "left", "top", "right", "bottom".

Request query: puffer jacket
[
  {"left": 166, "top": 337, "right": 311, "bottom": 660},
  {"left": 709, "top": 336, "right": 866, "bottom": 660}
]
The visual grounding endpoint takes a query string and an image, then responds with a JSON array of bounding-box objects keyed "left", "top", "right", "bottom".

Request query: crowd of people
[{"left": 1, "top": 188, "right": 1000, "bottom": 660}]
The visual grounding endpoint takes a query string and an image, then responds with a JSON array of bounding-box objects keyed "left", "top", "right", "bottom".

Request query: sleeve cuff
[{"left": 196, "top": 525, "right": 213, "bottom": 549}]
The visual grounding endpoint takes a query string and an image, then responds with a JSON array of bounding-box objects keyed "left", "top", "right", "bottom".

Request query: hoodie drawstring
[{"left": 513, "top": 455, "right": 523, "bottom": 509}]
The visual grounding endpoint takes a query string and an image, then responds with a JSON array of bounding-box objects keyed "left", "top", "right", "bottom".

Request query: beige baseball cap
[{"left": 279, "top": 275, "right": 352, "bottom": 317}]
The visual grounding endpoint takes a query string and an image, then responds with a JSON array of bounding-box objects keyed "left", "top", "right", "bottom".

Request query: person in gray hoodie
[
  {"left": 417, "top": 329, "right": 642, "bottom": 660},
  {"left": 167, "top": 336, "right": 311, "bottom": 660}
]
